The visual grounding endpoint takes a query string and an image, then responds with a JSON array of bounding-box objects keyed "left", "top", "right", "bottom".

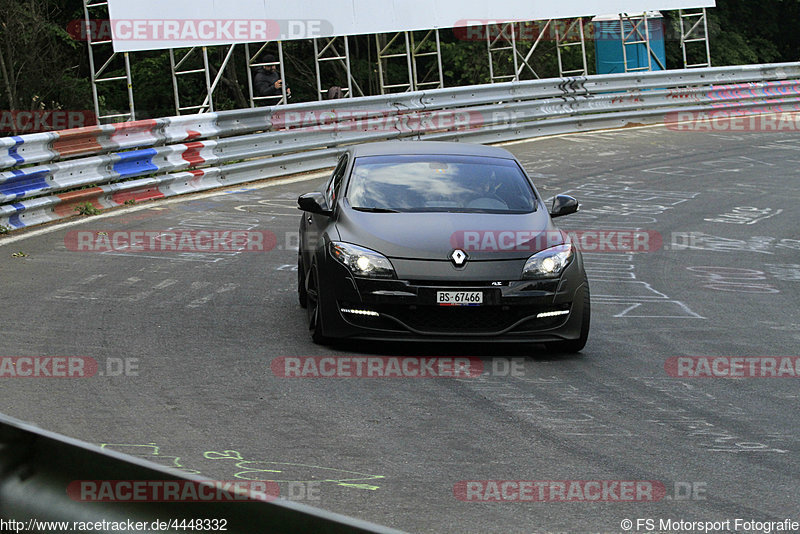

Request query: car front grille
[
  {"left": 391, "top": 306, "right": 525, "bottom": 332},
  {"left": 344, "top": 304, "right": 569, "bottom": 334}
]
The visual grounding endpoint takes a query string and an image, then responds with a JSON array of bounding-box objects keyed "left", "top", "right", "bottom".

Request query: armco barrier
[
  {"left": 0, "top": 412, "right": 405, "bottom": 533},
  {"left": 2, "top": 62, "right": 800, "bottom": 232}
]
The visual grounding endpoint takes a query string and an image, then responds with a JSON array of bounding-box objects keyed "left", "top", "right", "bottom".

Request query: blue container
[{"left": 592, "top": 14, "right": 666, "bottom": 74}]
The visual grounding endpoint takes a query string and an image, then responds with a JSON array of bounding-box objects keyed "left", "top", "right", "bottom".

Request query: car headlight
[
  {"left": 522, "top": 242, "right": 573, "bottom": 279},
  {"left": 330, "top": 242, "right": 395, "bottom": 279}
]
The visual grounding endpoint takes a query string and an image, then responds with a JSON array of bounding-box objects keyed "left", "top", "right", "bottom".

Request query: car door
[{"left": 300, "top": 153, "right": 349, "bottom": 270}]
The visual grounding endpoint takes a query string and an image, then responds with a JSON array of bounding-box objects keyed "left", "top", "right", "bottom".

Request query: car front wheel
[{"left": 546, "top": 283, "right": 590, "bottom": 353}]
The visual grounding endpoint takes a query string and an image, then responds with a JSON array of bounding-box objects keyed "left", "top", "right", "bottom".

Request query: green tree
[{"left": 0, "top": 0, "right": 89, "bottom": 133}]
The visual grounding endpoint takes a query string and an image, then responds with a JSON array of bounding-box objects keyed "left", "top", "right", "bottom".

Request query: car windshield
[{"left": 346, "top": 154, "right": 538, "bottom": 213}]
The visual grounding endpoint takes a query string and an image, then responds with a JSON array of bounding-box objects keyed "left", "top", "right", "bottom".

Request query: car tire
[
  {"left": 306, "top": 266, "right": 328, "bottom": 345},
  {"left": 546, "top": 283, "right": 590, "bottom": 354},
  {"left": 298, "top": 254, "right": 308, "bottom": 309}
]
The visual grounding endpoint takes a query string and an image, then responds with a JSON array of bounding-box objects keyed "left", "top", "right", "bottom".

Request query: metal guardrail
[
  {"left": 2, "top": 62, "right": 800, "bottom": 232},
  {"left": 0, "top": 413, "right": 405, "bottom": 533}
]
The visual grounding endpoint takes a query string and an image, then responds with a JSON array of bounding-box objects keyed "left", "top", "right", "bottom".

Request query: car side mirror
[
  {"left": 297, "top": 192, "right": 333, "bottom": 216},
  {"left": 550, "top": 195, "right": 580, "bottom": 218}
]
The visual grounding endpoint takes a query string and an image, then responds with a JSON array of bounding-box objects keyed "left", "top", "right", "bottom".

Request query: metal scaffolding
[
  {"left": 83, "top": 8, "right": 714, "bottom": 120},
  {"left": 169, "top": 47, "right": 211, "bottom": 115},
  {"left": 375, "top": 32, "right": 414, "bottom": 94},
  {"left": 169, "top": 45, "right": 240, "bottom": 115},
  {"left": 245, "top": 42, "right": 289, "bottom": 107},
  {"left": 487, "top": 20, "right": 579, "bottom": 82},
  {"left": 313, "top": 36, "right": 362, "bottom": 100},
  {"left": 619, "top": 12, "right": 665, "bottom": 73},
  {"left": 679, "top": 8, "right": 712, "bottom": 68},
  {"left": 487, "top": 22, "right": 521, "bottom": 82},
  {"left": 376, "top": 30, "right": 444, "bottom": 94},
  {"left": 556, "top": 18, "right": 589, "bottom": 77},
  {"left": 410, "top": 30, "right": 444, "bottom": 91},
  {"left": 83, "top": 0, "right": 135, "bottom": 123}
]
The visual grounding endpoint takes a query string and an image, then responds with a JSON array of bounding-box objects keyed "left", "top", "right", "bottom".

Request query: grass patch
[{"left": 75, "top": 202, "right": 102, "bottom": 216}]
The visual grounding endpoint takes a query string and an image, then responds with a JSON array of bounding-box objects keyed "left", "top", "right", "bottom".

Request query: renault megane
[{"left": 297, "top": 141, "right": 590, "bottom": 352}]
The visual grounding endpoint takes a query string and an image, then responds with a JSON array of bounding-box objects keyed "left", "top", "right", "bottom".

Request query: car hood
[{"left": 334, "top": 206, "right": 561, "bottom": 261}]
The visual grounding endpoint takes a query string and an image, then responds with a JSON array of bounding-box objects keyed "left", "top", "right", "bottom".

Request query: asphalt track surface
[{"left": 1, "top": 125, "right": 799, "bottom": 533}]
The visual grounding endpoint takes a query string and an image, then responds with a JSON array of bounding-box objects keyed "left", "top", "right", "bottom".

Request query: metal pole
[
  {"left": 313, "top": 38, "right": 323, "bottom": 100},
  {"left": 376, "top": 35, "right": 386, "bottom": 94},
  {"left": 435, "top": 29, "right": 444, "bottom": 89},
  {"left": 643, "top": 11, "right": 653, "bottom": 71},
  {"left": 410, "top": 32, "right": 419, "bottom": 90},
  {"left": 556, "top": 23, "right": 565, "bottom": 76},
  {"left": 123, "top": 52, "right": 136, "bottom": 120},
  {"left": 404, "top": 32, "right": 414, "bottom": 92},
  {"left": 169, "top": 49, "right": 181, "bottom": 116},
  {"left": 202, "top": 47, "right": 213, "bottom": 112},
  {"left": 644, "top": 13, "right": 653, "bottom": 71},
  {"left": 510, "top": 23, "right": 520, "bottom": 81},
  {"left": 344, "top": 36, "right": 354, "bottom": 97},
  {"left": 245, "top": 43, "right": 255, "bottom": 108},
  {"left": 578, "top": 18, "right": 588, "bottom": 76},
  {"left": 278, "top": 41, "right": 287, "bottom": 104},
  {"left": 703, "top": 8, "right": 712, "bottom": 67},
  {"left": 486, "top": 24, "right": 495, "bottom": 83},
  {"left": 83, "top": 1, "right": 101, "bottom": 125},
  {"left": 620, "top": 15, "right": 629, "bottom": 72}
]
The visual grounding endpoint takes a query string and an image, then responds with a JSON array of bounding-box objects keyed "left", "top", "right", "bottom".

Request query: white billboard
[{"left": 107, "top": 0, "right": 715, "bottom": 52}]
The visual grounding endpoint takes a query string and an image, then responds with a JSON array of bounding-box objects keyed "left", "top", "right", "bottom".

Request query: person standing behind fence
[{"left": 254, "top": 53, "right": 290, "bottom": 99}]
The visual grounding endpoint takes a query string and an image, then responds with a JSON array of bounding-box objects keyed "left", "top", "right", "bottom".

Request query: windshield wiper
[{"left": 351, "top": 207, "right": 401, "bottom": 213}]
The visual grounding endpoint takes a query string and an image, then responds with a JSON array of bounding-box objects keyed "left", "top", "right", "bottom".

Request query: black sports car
[{"left": 297, "top": 141, "right": 589, "bottom": 351}]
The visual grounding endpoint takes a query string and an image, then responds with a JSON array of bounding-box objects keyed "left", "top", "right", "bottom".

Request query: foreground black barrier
[{"left": 0, "top": 413, "right": 403, "bottom": 533}]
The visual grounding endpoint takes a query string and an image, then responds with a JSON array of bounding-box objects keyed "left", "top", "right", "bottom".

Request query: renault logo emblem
[{"left": 450, "top": 249, "right": 468, "bottom": 266}]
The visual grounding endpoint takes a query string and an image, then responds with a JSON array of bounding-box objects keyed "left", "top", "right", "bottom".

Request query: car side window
[{"left": 325, "top": 154, "right": 348, "bottom": 206}]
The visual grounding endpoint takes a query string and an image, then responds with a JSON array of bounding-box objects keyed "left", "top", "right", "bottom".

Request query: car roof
[{"left": 347, "top": 140, "right": 517, "bottom": 159}]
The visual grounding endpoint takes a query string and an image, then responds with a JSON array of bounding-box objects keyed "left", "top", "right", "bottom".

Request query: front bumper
[{"left": 316, "top": 252, "right": 588, "bottom": 342}]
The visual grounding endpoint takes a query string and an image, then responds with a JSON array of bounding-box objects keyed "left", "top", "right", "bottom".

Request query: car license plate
[{"left": 436, "top": 291, "right": 483, "bottom": 306}]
